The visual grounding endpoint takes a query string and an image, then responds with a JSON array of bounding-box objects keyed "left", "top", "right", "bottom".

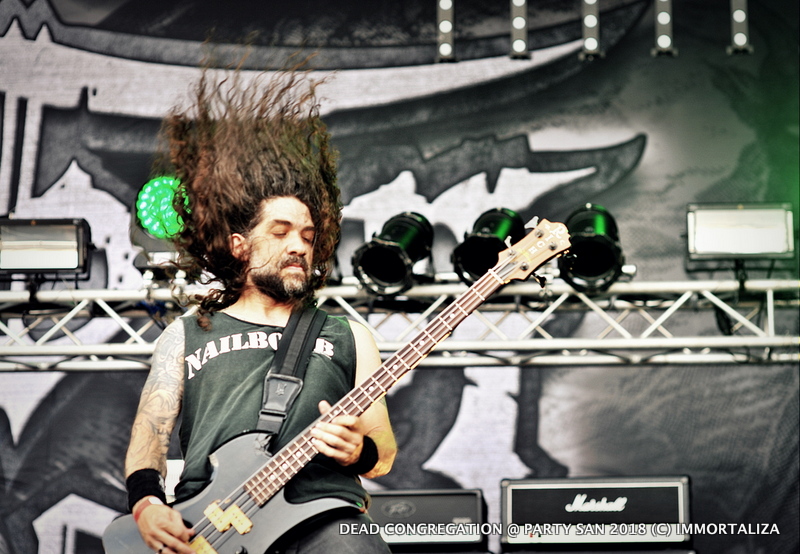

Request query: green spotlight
[
  {"left": 452, "top": 208, "right": 526, "bottom": 285},
  {"left": 352, "top": 212, "right": 434, "bottom": 295},
  {"left": 136, "top": 177, "right": 183, "bottom": 239},
  {"left": 558, "top": 203, "right": 625, "bottom": 293}
]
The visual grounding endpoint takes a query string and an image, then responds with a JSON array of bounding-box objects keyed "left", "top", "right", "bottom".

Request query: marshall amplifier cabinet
[
  {"left": 368, "top": 489, "right": 489, "bottom": 552},
  {"left": 500, "top": 477, "right": 691, "bottom": 550}
]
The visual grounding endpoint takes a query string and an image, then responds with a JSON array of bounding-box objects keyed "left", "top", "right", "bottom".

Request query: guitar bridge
[{"left": 204, "top": 501, "right": 254, "bottom": 534}]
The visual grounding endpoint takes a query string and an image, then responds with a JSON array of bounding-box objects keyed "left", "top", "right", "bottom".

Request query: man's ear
[{"left": 230, "top": 233, "right": 248, "bottom": 261}]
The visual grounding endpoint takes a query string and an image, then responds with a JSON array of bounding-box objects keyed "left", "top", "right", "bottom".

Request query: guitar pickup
[
  {"left": 189, "top": 534, "right": 216, "bottom": 553},
  {"left": 204, "top": 501, "right": 254, "bottom": 534}
]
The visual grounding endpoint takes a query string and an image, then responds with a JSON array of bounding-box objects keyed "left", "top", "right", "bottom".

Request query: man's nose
[{"left": 286, "top": 232, "right": 309, "bottom": 256}]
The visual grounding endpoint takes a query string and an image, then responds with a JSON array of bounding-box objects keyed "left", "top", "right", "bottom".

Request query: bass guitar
[{"left": 103, "top": 217, "right": 570, "bottom": 554}]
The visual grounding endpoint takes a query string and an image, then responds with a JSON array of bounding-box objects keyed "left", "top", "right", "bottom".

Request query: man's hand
[
  {"left": 133, "top": 498, "right": 195, "bottom": 554},
  {"left": 311, "top": 400, "right": 365, "bottom": 466}
]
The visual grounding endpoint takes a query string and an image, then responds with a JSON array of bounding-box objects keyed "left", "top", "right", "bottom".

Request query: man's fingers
[
  {"left": 142, "top": 506, "right": 194, "bottom": 554},
  {"left": 166, "top": 535, "right": 196, "bottom": 554},
  {"left": 315, "top": 400, "right": 367, "bottom": 465},
  {"left": 315, "top": 418, "right": 359, "bottom": 435},
  {"left": 313, "top": 437, "right": 349, "bottom": 462},
  {"left": 311, "top": 425, "right": 358, "bottom": 451},
  {"left": 155, "top": 530, "right": 195, "bottom": 554},
  {"left": 165, "top": 521, "right": 195, "bottom": 548}
]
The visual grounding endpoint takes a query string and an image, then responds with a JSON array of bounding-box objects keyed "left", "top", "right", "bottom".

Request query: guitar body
[{"left": 103, "top": 432, "right": 357, "bottom": 554}]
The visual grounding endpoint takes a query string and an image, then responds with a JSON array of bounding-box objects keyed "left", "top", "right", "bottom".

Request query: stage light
[
  {"left": 0, "top": 218, "right": 91, "bottom": 277},
  {"left": 130, "top": 176, "right": 186, "bottom": 281},
  {"left": 652, "top": 0, "right": 677, "bottom": 56},
  {"left": 510, "top": 0, "right": 530, "bottom": 59},
  {"left": 136, "top": 176, "right": 184, "bottom": 239},
  {"left": 452, "top": 208, "right": 525, "bottom": 285},
  {"left": 686, "top": 203, "right": 794, "bottom": 261},
  {"left": 580, "top": 0, "right": 602, "bottom": 59},
  {"left": 437, "top": 0, "right": 455, "bottom": 62},
  {"left": 352, "top": 212, "right": 434, "bottom": 295},
  {"left": 727, "top": 0, "right": 753, "bottom": 54},
  {"left": 557, "top": 204, "right": 625, "bottom": 293}
]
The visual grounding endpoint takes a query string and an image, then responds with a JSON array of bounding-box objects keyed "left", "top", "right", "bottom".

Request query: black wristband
[
  {"left": 126, "top": 468, "right": 167, "bottom": 512},
  {"left": 349, "top": 435, "right": 379, "bottom": 475}
]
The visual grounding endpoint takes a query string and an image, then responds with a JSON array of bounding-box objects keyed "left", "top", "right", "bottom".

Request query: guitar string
[
  {"left": 239, "top": 274, "right": 497, "bottom": 495},
  {"left": 186, "top": 233, "right": 562, "bottom": 550},
  {"left": 190, "top": 280, "right": 491, "bottom": 551},
  {"left": 191, "top": 235, "right": 565, "bottom": 550},
  {"left": 190, "top": 265, "right": 509, "bottom": 550},
  {"left": 228, "top": 228, "right": 562, "bottom": 507},
  {"left": 190, "top": 372, "right": 401, "bottom": 551}
]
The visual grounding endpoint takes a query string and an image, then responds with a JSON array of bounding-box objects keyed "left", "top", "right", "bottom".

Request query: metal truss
[{"left": 0, "top": 278, "right": 797, "bottom": 371}]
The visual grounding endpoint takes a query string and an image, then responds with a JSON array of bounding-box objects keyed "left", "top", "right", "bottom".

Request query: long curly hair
[{"left": 156, "top": 62, "right": 341, "bottom": 315}]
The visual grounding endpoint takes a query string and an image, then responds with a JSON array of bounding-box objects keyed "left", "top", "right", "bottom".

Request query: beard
[{"left": 250, "top": 255, "right": 311, "bottom": 304}]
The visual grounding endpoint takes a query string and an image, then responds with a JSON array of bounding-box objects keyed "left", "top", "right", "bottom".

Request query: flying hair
[{"left": 154, "top": 56, "right": 341, "bottom": 317}]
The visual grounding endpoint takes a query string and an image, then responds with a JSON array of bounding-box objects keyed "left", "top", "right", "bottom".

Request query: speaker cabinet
[
  {"left": 500, "top": 477, "right": 691, "bottom": 551},
  {"left": 368, "top": 489, "right": 489, "bottom": 552}
]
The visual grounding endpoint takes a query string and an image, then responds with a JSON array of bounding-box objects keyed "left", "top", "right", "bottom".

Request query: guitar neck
[
  {"left": 242, "top": 218, "right": 569, "bottom": 506},
  {"left": 243, "top": 269, "right": 504, "bottom": 505},
  {"left": 337, "top": 268, "right": 506, "bottom": 416}
]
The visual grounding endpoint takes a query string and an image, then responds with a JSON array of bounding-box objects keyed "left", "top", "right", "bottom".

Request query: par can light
[
  {"left": 452, "top": 208, "right": 525, "bottom": 285},
  {"left": 352, "top": 212, "right": 434, "bottom": 295},
  {"left": 558, "top": 203, "right": 625, "bottom": 293}
]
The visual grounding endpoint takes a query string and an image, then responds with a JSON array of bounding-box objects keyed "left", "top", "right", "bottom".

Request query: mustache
[{"left": 281, "top": 255, "right": 309, "bottom": 271}]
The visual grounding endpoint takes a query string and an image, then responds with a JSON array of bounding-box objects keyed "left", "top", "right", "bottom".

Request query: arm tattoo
[{"left": 124, "top": 320, "right": 186, "bottom": 477}]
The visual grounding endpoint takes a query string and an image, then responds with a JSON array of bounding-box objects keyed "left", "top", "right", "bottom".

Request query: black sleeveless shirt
[{"left": 175, "top": 311, "right": 367, "bottom": 508}]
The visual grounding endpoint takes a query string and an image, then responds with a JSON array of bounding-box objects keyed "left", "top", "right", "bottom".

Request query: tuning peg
[
  {"left": 525, "top": 216, "right": 540, "bottom": 228},
  {"left": 532, "top": 274, "right": 547, "bottom": 288}
]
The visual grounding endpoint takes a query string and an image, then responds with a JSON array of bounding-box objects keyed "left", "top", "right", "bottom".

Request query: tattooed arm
[
  {"left": 125, "top": 319, "right": 195, "bottom": 554},
  {"left": 125, "top": 319, "right": 185, "bottom": 476}
]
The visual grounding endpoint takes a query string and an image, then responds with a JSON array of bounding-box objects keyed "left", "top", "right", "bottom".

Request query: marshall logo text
[{"left": 565, "top": 494, "right": 628, "bottom": 512}]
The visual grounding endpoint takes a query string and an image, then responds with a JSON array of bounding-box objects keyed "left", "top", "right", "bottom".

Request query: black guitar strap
[{"left": 256, "top": 306, "right": 327, "bottom": 444}]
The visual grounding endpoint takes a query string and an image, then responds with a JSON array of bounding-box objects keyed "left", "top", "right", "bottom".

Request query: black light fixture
[
  {"left": 129, "top": 222, "right": 180, "bottom": 282},
  {"left": 557, "top": 203, "right": 625, "bottom": 293},
  {"left": 352, "top": 212, "right": 434, "bottom": 295},
  {"left": 0, "top": 218, "right": 92, "bottom": 279},
  {"left": 452, "top": 208, "right": 525, "bottom": 285}
]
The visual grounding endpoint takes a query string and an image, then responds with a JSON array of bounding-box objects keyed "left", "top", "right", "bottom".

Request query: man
[{"left": 123, "top": 66, "right": 397, "bottom": 554}]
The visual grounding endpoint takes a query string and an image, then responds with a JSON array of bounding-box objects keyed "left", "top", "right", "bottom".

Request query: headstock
[{"left": 494, "top": 219, "right": 571, "bottom": 284}]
